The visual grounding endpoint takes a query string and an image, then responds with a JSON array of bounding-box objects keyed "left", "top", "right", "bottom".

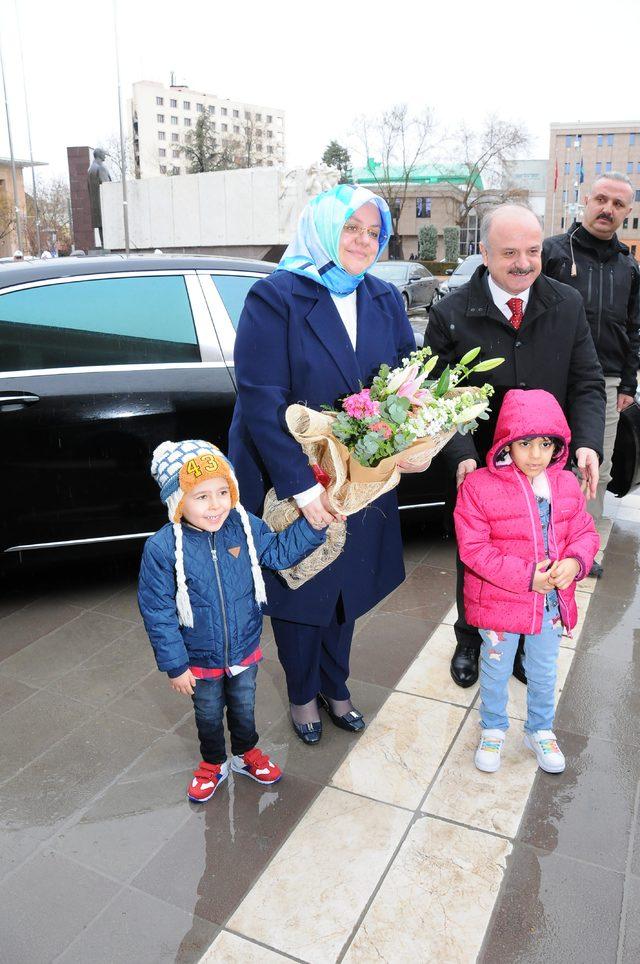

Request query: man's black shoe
[
  {"left": 513, "top": 640, "right": 527, "bottom": 684},
  {"left": 589, "top": 560, "right": 603, "bottom": 578},
  {"left": 450, "top": 643, "right": 479, "bottom": 687}
]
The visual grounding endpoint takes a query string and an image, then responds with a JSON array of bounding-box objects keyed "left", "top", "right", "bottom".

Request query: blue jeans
[
  {"left": 479, "top": 600, "right": 563, "bottom": 733},
  {"left": 191, "top": 664, "right": 259, "bottom": 764}
]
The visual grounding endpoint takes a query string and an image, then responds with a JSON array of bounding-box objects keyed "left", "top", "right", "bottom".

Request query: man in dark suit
[{"left": 426, "top": 203, "right": 606, "bottom": 688}]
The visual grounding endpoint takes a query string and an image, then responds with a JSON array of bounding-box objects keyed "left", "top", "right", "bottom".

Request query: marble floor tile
[
  {"left": 227, "top": 786, "right": 411, "bottom": 963},
  {"left": 0, "top": 597, "right": 84, "bottom": 662},
  {"left": 377, "top": 564, "right": 456, "bottom": 622},
  {"left": 442, "top": 603, "right": 458, "bottom": 625},
  {"left": 331, "top": 691, "right": 466, "bottom": 809},
  {"left": 425, "top": 711, "right": 538, "bottom": 838},
  {"left": 349, "top": 611, "right": 437, "bottom": 689},
  {"left": 506, "top": 646, "right": 574, "bottom": 723},
  {"left": 201, "top": 931, "right": 291, "bottom": 962},
  {"left": 396, "top": 622, "right": 478, "bottom": 707},
  {"left": 343, "top": 815, "right": 511, "bottom": 964}
]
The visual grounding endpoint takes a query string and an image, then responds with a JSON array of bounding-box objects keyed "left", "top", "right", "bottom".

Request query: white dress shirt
[{"left": 487, "top": 274, "right": 531, "bottom": 321}]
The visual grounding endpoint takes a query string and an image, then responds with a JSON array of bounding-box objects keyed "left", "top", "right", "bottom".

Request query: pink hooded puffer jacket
[{"left": 454, "top": 389, "right": 600, "bottom": 635}]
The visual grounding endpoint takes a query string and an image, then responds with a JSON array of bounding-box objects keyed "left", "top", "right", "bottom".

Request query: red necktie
[{"left": 506, "top": 297, "right": 524, "bottom": 330}]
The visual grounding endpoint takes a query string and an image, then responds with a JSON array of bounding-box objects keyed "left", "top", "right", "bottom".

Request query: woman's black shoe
[
  {"left": 318, "top": 693, "right": 366, "bottom": 732},
  {"left": 290, "top": 716, "right": 322, "bottom": 745}
]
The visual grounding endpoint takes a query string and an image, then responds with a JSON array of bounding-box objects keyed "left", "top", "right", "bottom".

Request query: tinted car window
[
  {"left": 369, "top": 263, "right": 409, "bottom": 282},
  {"left": 0, "top": 275, "right": 200, "bottom": 371},
  {"left": 212, "top": 274, "right": 261, "bottom": 330},
  {"left": 453, "top": 255, "right": 483, "bottom": 277}
]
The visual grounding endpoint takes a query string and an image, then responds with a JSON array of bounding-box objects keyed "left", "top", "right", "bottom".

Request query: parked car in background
[
  {"left": 437, "top": 253, "right": 484, "bottom": 299},
  {"left": 369, "top": 260, "right": 439, "bottom": 312},
  {"left": 0, "top": 255, "right": 451, "bottom": 561}
]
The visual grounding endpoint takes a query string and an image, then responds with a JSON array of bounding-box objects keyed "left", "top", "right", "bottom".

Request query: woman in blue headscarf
[{"left": 229, "top": 184, "right": 420, "bottom": 745}]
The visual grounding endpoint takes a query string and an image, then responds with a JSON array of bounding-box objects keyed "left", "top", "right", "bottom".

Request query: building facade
[
  {"left": 503, "top": 159, "right": 547, "bottom": 228},
  {"left": 545, "top": 121, "right": 640, "bottom": 254},
  {"left": 130, "top": 80, "right": 286, "bottom": 180}
]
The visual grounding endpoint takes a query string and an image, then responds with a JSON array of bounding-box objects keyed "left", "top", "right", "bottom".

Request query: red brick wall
[{"left": 67, "top": 146, "right": 94, "bottom": 252}]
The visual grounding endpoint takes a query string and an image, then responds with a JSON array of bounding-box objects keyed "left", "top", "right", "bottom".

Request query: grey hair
[
  {"left": 590, "top": 171, "right": 635, "bottom": 198},
  {"left": 479, "top": 203, "right": 542, "bottom": 248}
]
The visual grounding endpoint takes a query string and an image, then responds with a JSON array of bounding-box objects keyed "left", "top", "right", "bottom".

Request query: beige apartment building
[
  {"left": 130, "top": 80, "right": 286, "bottom": 179},
  {"left": 545, "top": 121, "right": 640, "bottom": 255}
]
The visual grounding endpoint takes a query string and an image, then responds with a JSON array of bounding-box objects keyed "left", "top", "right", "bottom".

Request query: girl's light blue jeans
[{"left": 478, "top": 600, "right": 563, "bottom": 733}]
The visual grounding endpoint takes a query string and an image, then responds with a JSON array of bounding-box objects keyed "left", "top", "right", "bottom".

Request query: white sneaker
[
  {"left": 523, "top": 730, "right": 565, "bottom": 773},
  {"left": 474, "top": 729, "right": 505, "bottom": 772}
]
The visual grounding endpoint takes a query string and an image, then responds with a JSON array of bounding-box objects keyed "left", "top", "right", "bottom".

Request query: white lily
[{"left": 452, "top": 401, "right": 489, "bottom": 425}]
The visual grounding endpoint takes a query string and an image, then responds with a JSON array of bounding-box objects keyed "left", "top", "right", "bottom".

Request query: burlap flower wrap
[{"left": 263, "top": 391, "right": 473, "bottom": 589}]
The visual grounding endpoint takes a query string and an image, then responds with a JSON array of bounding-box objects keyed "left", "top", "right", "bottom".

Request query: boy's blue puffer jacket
[{"left": 138, "top": 510, "right": 325, "bottom": 677}]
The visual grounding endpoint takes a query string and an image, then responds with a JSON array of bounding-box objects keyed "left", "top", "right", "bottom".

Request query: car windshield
[
  {"left": 370, "top": 263, "right": 408, "bottom": 281},
  {"left": 453, "top": 255, "right": 483, "bottom": 277}
]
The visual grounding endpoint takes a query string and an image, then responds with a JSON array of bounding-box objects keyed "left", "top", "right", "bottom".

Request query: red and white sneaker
[
  {"left": 231, "top": 747, "right": 282, "bottom": 785},
  {"left": 187, "top": 760, "right": 229, "bottom": 802}
]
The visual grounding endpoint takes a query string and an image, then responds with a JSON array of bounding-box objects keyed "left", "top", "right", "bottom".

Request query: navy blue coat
[
  {"left": 138, "top": 511, "right": 325, "bottom": 676},
  {"left": 228, "top": 270, "right": 416, "bottom": 626}
]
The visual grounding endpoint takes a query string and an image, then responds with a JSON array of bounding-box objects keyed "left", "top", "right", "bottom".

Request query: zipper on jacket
[
  {"left": 596, "top": 262, "right": 604, "bottom": 345},
  {"left": 609, "top": 266, "right": 614, "bottom": 306},
  {"left": 587, "top": 264, "right": 593, "bottom": 304},
  {"left": 210, "top": 532, "right": 231, "bottom": 667},
  {"left": 513, "top": 469, "right": 542, "bottom": 635},
  {"left": 548, "top": 503, "right": 571, "bottom": 632}
]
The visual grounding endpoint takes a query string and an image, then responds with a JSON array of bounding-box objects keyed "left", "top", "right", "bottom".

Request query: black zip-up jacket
[
  {"left": 426, "top": 265, "right": 606, "bottom": 468},
  {"left": 543, "top": 222, "right": 640, "bottom": 395}
]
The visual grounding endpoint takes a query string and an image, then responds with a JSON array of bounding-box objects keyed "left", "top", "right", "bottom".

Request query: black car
[
  {"left": 0, "top": 255, "right": 455, "bottom": 560},
  {"left": 369, "top": 260, "right": 439, "bottom": 312}
]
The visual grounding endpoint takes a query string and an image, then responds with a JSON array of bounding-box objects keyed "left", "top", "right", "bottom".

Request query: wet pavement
[{"left": 0, "top": 495, "right": 638, "bottom": 962}]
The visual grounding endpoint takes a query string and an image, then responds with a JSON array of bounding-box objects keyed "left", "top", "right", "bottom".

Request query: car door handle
[{"left": 0, "top": 392, "right": 40, "bottom": 406}]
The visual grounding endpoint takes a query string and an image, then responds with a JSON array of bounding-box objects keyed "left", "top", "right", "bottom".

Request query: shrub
[
  {"left": 418, "top": 224, "right": 437, "bottom": 261},
  {"left": 443, "top": 226, "right": 461, "bottom": 263}
]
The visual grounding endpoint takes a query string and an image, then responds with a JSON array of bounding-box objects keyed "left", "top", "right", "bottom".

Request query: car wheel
[{"left": 402, "top": 292, "right": 410, "bottom": 313}]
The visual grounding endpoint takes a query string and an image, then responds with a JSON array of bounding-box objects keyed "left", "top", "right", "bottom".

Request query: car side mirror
[{"left": 445, "top": 268, "right": 454, "bottom": 275}]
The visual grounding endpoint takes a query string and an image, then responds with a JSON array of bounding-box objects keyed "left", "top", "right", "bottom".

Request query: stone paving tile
[
  {"left": 478, "top": 843, "right": 624, "bottom": 964},
  {"left": 396, "top": 622, "right": 478, "bottom": 707},
  {"left": 133, "top": 772, "right": 321, "bottom": 926},
  {"left": 621, "top": 876, "right": 640, "bottom": 964},
  {"left": 203, "top": 931, "right": 291, "bottom": 962},
  {"left": 344, "top": 816, "right": 511, "bottom": 964},
  {"left": 92, "top": 583, "right": 143, "bottom": 623},
  {"left": 350, "top": 611, "right": 437, "bottom": 688},
  {"left": 0, "top": 610, "right": 132, "bottom": 686},
  {"left": 57, "top": 887, "right": 219, "bottom": 964},
  {"left": 53, "top": 768, "right": 192, "bottom": 882},
  {"left": 517, "top": 728, "right": 640, "bottom": 874},
  {"left": 0, "top": 850, "right": 119, "bottom": 964},
  {"left": 421, "top": 536, "right": 457, "bottom": 571},
  {"left": 577, "top": 590, "right": 639, "bottom": 662},
  {"left": 555, "top": 650, "right": 640, "bottom": 747},
  {"left": 331, "top": 692, "right": 465, "bottom": 809},
  {"left": 262, "top": 678, "right": 390, "bottom": 787},
  {"left": 0, "top": 674, "right": 38, "bottom": 717},
  {"left": 0, "top": 597, "right": 82, "bottom": 661},
  {"left": 227, "top": 786, "right": 411, "bottom": 963},
  {"left": 376, "top": 563, "right": 456, "bottom": 622},
  {"left": 107, "top": 669, "right": 194, "bottom": 731}
]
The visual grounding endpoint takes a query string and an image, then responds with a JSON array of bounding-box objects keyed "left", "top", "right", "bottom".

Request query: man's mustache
[
  {"left": 597, "top": 212, "right": 613, "bottom": 221},
  {"left": 508, "top": 267, "right": 535, "bottom": 275}
]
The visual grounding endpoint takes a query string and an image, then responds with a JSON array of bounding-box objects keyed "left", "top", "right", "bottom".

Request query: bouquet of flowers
[{"left": 264, "top": 347, "right": 502, "bottom": 588}]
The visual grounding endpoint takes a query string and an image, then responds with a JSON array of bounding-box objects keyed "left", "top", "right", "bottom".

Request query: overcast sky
[{"left": 1, "top": 0, "right": 639, "bottom": 183}]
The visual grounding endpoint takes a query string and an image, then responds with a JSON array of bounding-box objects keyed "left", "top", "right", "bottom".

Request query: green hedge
[{"left": 419, "top": 260, "right": 458, "bottom": 274}]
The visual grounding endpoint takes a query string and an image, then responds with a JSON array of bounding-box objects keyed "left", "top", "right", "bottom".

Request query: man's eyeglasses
[{"left": 342, "top": 221, "right": 381, "bottom": 243}]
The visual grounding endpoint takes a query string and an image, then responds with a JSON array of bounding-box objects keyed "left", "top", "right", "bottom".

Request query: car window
[
  {"left": 0, "top": 275, "right": 200, "bottom": 371},
  {"left": 369, "top": 263, "right": 409, "bottom": 282},
  {"left": 453, "top": 256, "right": 482, "bottom": 277},
  {"left": 411, "top": 265, "right": 432, "bottom": 279},
  {"left": 212, "top": 274, "right": 261, "bottom": 330}
]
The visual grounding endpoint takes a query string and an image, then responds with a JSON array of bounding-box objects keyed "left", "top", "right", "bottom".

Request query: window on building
[
  {"left": 267, "top": 114, "right": 272, "bottom": 123},
  {"left": 561, "top": 217, "right": 565, "bottom": 228},
  {"left": 245, "top": 111, "right": 251, "bottom": 120},
  {"left": 630, "top": 133, "right": 636, "bottom": 146},
  {"left": 575, "top": 161, "right": 581, "bottom": 174},
  {"left": 173, "top": 150, "right": 180, "bottom": 158},
  {"left": 196, "top": 103, "right": 204, "bottom": 112},
  {"left": 564, "top": 161, "right": 570, "bottom": 174},
  {"left": 170, "top": 98, "right": 177, "bottom": 108},
  {"left": 172, "top": 133, "right": 179, "bottom": 142},
  {"left": 257, "top": 143, "right": 263, "bottom": 152},
  {"left": 184, "top": 117, "right": 191, "bottom": 127},
  {"left": 183, "top": 100, "right": 190, "bottom": 110},
  {"left": 628, "top": 162, "right": 634, "bottom": 174},
  {"left": 171, "top": 116, "right": 178, "bottom": 125},
  {"left": 159, "top": 148, "right": 166, "bottom": 157},
  {"left": 173, "top": 166, "right": 180, "bottom": 175},
  {"left": 221, "top": 123, "right": 228, "bottom": 132},
  {"left": 606, "top": 161, "right": 612, "bottom": 172},
  {"left": 637, "top": 162, "right": 640, "bottom": 174},
  {"left": 595, "top": 161, "right": 602, "bottom": 175},
  {"left": 267, "top": 160, "right": 273, "bottom": 166},
  {"left": 267, "top": 130, "right": 273, "bottom": 139},
  {"left": 607, "top": 133, "right": 614, "bottom": 146},
  {"left": 624, "top": 218, "right": 629, "bottom": 229},
  {"left": 416, "top": 197, "right": 432, "bottom": 218},
  {"left": 267, "top": 145, "right": 273, "bottom": 154},
  {"left": 157, "top": 114, "right": 165, "bottom": 123},
  {"left": 634, "top": 218, "right": 639, "bottom": 229},
  {"left": 158, "top": 131, "right": 166, "bottom": 141},
  {"left": 156, "top": 96, "right": 164, "bottom": 106},
  {"left": 160, "top": 165, "right": 167, "bottom": 174},
  {"left": 211, "top": 122, "right": 217, "bottom": 130},
  {"left": 208, "top": 105, "right": 215, "bottom": 114},
  {"left": 221, "top": 107, "right": 228, "bottom": 116},
  {"left": 233, "top": 125, "right": 240, "bottom": 134},
  {"left": 256, "top": 129, "right": 262, "bottom": 138},
  {"left": 233, "top": 109, "right": 239, "bottom": 117},
  {"left": 562, "top": 190, "right": 567, "bottom": 202},
  {"left": 255, "top": 113, "right": 262, "bottom": 121},
  {"left": 596, "top": 133, "right": 603, "bottom": 146},
  {"left": 574, "top": 189, "right": 579, "bottom": 201}
]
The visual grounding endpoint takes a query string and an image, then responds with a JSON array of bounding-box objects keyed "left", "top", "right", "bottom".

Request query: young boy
[
  {"left": 138, "top": 439, "right": 327, "bottom": 802},
  {"left": 454, "top": 390, "right": 599, "bottom": 775}
]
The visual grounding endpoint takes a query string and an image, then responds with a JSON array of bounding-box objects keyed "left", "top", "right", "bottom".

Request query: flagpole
[
  {"left": 112, "top": 0, "right": 130, "bottom": 255},
  {"left": 551, "top": 157, "right": 557, "bottom": 234},
  {"left": 15, "top": 0, "right": 41, "bottom": 255}
]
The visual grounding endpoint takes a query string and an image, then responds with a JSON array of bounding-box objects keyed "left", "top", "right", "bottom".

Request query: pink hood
[{"left": 486, "top": 389, "right": 570, "bottom": 476}]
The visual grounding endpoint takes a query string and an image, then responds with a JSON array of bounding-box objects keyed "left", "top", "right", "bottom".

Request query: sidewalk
[{"left": 0, "top": 497, "right": 638, "bottom": 963}]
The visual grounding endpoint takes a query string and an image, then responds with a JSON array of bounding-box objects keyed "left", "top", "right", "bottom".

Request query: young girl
[
  {"left": 454, "top": 389, "right": 600, "bottom": 774},
  {"left": 138, "top": 440, "right": 327, "bottom": 803}
]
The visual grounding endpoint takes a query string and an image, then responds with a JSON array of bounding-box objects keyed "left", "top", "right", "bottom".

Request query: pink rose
[{"left": 369, "top": 420, "right": 393, "bottom": 440}]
